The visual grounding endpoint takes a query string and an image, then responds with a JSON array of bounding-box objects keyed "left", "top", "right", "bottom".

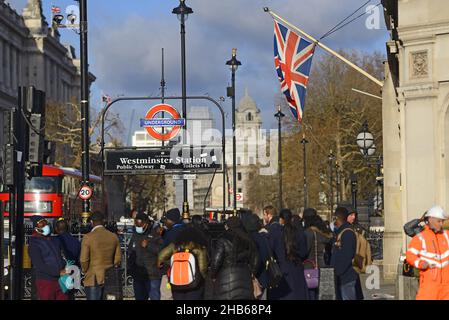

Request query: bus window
[
  {"left": 70, "top": 177, "right": 77, "bottom": 196},
  {"left": 62, "top": 176, "right": 73, "bottom": 195},
  {"left": 25, "top": 177, "right": 60, "bottom": 193},
  {"left": 62, "top": 177, "right": 67, "bottom": 194}
]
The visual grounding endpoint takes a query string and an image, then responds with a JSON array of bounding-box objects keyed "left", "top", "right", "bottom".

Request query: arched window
[{"left": 247, "top": 112, "right": 253, "bottom": 121}]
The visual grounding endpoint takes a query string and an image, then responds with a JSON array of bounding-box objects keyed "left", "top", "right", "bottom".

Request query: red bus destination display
[{"left": 104, "top": 147, "right": 223, "bottom": 175}]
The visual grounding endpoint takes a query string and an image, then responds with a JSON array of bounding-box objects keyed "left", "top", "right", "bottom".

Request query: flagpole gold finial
[
  {"left": 277, "top": 105, "right": 281, "bottom": 112},
  {"left": 263, "top": 7, "right": 270, "bottom": 12},
  {"left": 232, "top": 48, "right": 237, "bottom": 57}
]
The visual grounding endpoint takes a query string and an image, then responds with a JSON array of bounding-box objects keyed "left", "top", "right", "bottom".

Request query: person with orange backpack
[
  {"left": 157, "top": 225, "right": 208, "bottom": 300},
  {"left": 406, "top": 205, "right": 449, "bottom": 300}
]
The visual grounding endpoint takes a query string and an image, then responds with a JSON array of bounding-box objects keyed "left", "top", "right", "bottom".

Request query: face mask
[
  {"left": 41, "top": 225, "right": 51, "bottom": 236},
  {"left": 136, "top": 226, "right": 145, "bottom": 234},
  {"left": 329, "top": 222, "right": 335, "bottom": 232}
]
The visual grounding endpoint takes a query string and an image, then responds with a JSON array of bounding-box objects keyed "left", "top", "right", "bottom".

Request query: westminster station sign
[{"left": 104, "top": 146, "right": 222, "bottom": 175}]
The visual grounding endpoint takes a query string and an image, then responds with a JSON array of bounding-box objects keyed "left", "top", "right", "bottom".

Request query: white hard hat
[{"left": 425, "top": 206, "right": 447, "bottom": 220}]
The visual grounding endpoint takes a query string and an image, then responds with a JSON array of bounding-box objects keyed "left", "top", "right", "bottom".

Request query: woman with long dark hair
[
  {"left": 266, "top": 208, "right": 309, "bottom": 300},
  {"left": 210, "top": 216, "right": 259, "bottom": 300},
  {"left": 302, "top": 208, "right": 334, "bottom": 300}
]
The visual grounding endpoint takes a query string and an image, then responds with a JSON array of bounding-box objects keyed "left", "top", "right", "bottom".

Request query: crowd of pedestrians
[{"left": 27, "top": 204, "right": 371, "bottom": 300}]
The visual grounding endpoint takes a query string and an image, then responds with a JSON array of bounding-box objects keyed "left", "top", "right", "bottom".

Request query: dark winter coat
[
  {"left": 250, "top": 229, "right": 270, "bottom": 288},
  {"left": 128, "top": 227, "right": 164, "bottom": 280},
  {"left": 56, "top": 232, "right": 81, "bottom": 266},
  {"left": 331, "top": 222, "right": 358, "bottom": 285},
  {"left": 29, "top": 235, "right": 66, "bottom": 280},
  {"left": 304, "top": 226, "right": 333, "bottom": 269},
  {"left": 210, "top": 232, "right": 259, "bottom": 300},
  {"left": 162, "top": 223, "right": 185, "bottom": 248},
  {"left": 266, "top": 218, "right": 309, "bottom": 300}
]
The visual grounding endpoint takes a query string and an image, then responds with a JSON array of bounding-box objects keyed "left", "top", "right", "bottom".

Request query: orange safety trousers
[{"left": 406, "top": 225, "right": 449, "bottom": 300}]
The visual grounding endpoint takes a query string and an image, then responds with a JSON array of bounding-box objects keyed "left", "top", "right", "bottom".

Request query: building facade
[
  {"left": 0, "top": 0, "right": 89, "bottom": 147},
  {"left": 382, "top": 0, "right": 449, "bottom": 294},
  {"left": 211, "top": 89, "right": 265, "bottom": 212}
]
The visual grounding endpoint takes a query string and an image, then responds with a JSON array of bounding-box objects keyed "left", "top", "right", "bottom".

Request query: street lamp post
[
  {"left": 357, "top": 120, "right": 375, "bottom": 156},
  {"left": 300, "top": 133, "right": 309, "bottom": 209},
  {"left": 274, "top": 106, "right": 285, "bottom": 210},
  {"left": 328, "top": 151, "right": 335, "bottom": 215},
  {"left": 357, "top": 120, "right": 384, "bottom": 216},
  {"left": 335, "top": 161, "right": 341, "bottom": 204},
  {"left": 172, "top": 0, "right": 193, "bottom": 221},
  {"left": 351, "top": 172, "right": 358, "bottom": 211},
  {"left": 226, "top": 48, "right": 241, "bottom": 215}
]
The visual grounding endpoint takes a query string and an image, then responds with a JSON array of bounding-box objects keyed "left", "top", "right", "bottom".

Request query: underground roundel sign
[
  {"left": 140, "top": 104, "right": 185, "bottom": 141},
  {"left": 79, "top": 185, "right": 93, "bottom": 200}
]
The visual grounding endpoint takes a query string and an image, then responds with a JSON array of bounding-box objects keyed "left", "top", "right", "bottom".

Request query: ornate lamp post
[
  {"left": 351, "top": 172, "right": 358, "bottom": 211},
  {"left": 356, "top": 120, "right": 384, "bottom": 217},
  {"left": 172, "top": 0, "right": 193, "bottom": 221},
  {"left": 274, "top": 106, "right": 285, "bottom": 210},
  {"left": 226, "top": 49, "right": 241, "bottom": 215}
]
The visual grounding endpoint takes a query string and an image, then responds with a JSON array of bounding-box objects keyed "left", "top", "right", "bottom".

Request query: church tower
[{"left": 231, "top": 88, "right": 263, "bottom": 208}]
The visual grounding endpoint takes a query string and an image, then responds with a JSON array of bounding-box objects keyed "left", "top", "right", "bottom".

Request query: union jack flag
[
  {"left": 51, "top": 6, "right": 61, "bottom": 14},
  {"left": 274, "top": 20, "right": 316, "bottom": 124}
]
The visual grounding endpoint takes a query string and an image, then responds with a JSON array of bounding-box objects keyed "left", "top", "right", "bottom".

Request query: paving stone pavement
[{"left": 360, "top": 273, "right": 397, "bottom": 300}]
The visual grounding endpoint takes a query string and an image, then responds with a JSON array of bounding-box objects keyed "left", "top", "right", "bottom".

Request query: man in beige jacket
[{"left": 80, "top": 212, "right": 121, "bottom": 300}]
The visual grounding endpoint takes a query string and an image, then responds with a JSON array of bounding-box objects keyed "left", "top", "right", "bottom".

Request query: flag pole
[
  {"left": 264, "top": 8, "right": 384, "bottom": 88},
  {"left": 351, "top": 88, "right": 382, "bottom": 100}
]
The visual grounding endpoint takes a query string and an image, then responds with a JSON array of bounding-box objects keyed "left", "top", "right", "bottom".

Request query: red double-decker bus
[{"left": 0, "top": 165, "right": 105, "bottom": 228}]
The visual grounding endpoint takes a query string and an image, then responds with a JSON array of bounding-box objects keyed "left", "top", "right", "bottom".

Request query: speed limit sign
[{"left": 79, "top": 185, "right": 93, "bottom": 200}]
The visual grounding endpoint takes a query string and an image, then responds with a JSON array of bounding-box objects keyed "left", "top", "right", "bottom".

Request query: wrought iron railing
[{"left": 366, "top": 230, "right": 384, "bottom": 260}]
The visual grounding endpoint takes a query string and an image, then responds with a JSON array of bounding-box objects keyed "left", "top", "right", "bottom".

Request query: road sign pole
[{"left": 80, "top": 0, "right": 91, "bottom": 224}]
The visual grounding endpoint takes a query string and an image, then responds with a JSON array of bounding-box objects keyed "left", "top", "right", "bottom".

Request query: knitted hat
[{"left": 166, "top": 208, "right": 181, "bottom": 223}]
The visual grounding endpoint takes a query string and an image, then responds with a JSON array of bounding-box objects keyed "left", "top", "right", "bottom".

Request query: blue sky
[{"left": 9, "top": 0, "right": 389, "bottom": 139}]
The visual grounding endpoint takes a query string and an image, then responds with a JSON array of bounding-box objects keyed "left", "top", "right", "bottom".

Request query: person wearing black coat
[
  {"left": 128, "top": 213, "right": 164, "bottom": 300},
  {"left": 330, "top": 207, "right": 360, "bottom": 300},
  {"left": 54, "top": 218, "right": 81, "bottom": 266},
  {"left": 28, "top": 218, "right": 68, "bottom": 300},
  {"left": 266, "top": 209, "right": 309, "bottom": 300},
  {"left": 161, "top": 208, "right": 185, "bottom": 247},
  {"left": 241, "top": 213, "right": 269, "bottom": 291},
  {"left": 210, "top": 216, "right": 259, "bottom": 300}
]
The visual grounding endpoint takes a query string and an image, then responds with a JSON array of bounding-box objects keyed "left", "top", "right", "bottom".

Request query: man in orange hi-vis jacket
[{"left": 406, "top": 205, "right": 449, "bottom": 300}]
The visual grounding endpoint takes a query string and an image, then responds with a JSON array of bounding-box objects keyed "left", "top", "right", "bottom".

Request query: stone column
[
  {"left": 11, "top": 46, "right": 17, "bottom": 92},
  {"left": 45, "top": 57, "right": 51, "bottom": 95},
  {"left": 0, "top": 39, "right": 3, "bottom": 90},
  {"left": 52, "top": 63, "right": 57, "bottom": 100},
  {"left": 4, "top": 43, "right": 10, "bottom": 90}
]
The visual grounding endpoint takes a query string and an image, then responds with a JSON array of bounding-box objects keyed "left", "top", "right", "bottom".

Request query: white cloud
[
  {"left": 6, "top": 0, "right": 389, "bottom": 130},
  {"left": 91, "top": 0, "right": 388, "bottom": 130}
]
